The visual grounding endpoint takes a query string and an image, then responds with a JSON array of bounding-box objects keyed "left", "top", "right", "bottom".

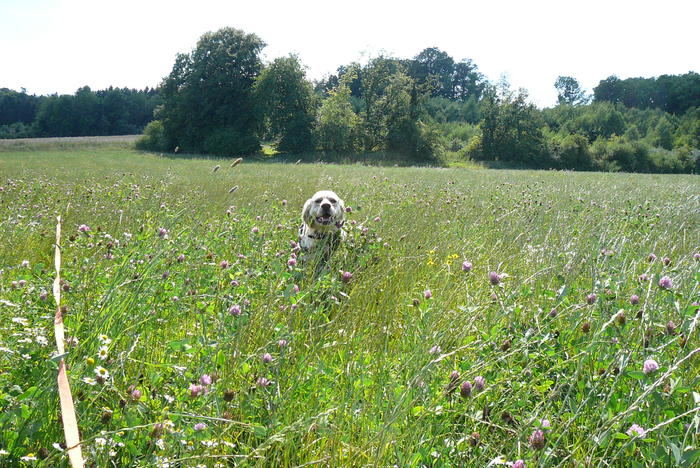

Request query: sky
[{"left": 1, "top": 0, "right": 699, "bottom": 107}]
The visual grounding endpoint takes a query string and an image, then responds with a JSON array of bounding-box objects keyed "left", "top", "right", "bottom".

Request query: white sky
[{"left": 1, "top": 0, "right": 699, "bottom": 107}]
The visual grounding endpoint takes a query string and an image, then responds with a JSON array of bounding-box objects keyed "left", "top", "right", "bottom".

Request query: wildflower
[
  {"left": 648, "top": 253, "right": 657, "bottom": 262},
  {"left": 424, "top": 289, "right": 432, "bottom": 299},
  {"left": 658, "top": 276, "right": 672, "bottom": 290},
  {"left": 278, "top": 339, "right": 288, "bottom": 348},
  {"left": 694, "top": 253, "right": 700, "bottom": 261},
  {"left": 98, "top": 346, "right": 109, "bottom": 360},
  {"left": 21, "top": 454, "right": 38, "bottom": 461},
  {"left": 200, "top": 374, "right": 212, "bottom": 386},
  {"left": 513, "top": 460, "right": 525, "bottom": 468},
  {"left": 582, "top": 322, "right": 591, "bottom": 333},
  {"left": 228, "top": 305, "right": 241, "bottom": 316},
  {"left": 193, "top": 423, "right": 207, "bottom": 431},
  {"left": 262, "top": 353, "right": 273, "bottom": 363},
  {"left": 548, "top": 308, "right": 558, "bottom": 318},
  {"left": 663, "top": 256, "right": 671, "bottom": 266},
  {"left": 539, "top": 419, "right": 551, "bottom": 429},
  {"left": 83, "top": 377, "right": 97, "bottom": 386},
  {"left": 21, "top": 260, "right": 30, "bottom": 268},
  {"left": 251, "top": 227, "right": 259, "bottom": 234},
  {"left": 638, "top": 273, "right": 649, "bottom": 282},
  {"left": 99, "top": 334, "right": 112, "bottom": 345},
  {"left": 131, "top": 388, "right": 142, "bottom": 401},
  {"left": 488, "top": 271, "right": 501, "bottom": 285},
  {"left": 78, "top": 224, "right": 90, "bottom": 232},
  {"left": 177, "top": 253, "right": 185, "bottom": 262},
  {"left": 586, "top": 293, "right": 597, "bottom": 305},
  {"left": 256, "top": 377, "right": 271, "bottom": 387},
  {"left": 345, "top": 206, "right": 352, "bottom": 213},
  {"left": 529, "top": 429, "right": 545, "bottom": 450},
  {"left": 373, "top": 216, "right": 381, "bottom": 222},
  {"left": 630, "top": 294, "right": 640, "bottom": 305},
  {"left": 666, "top": 321, "right": 676, "bottom": 335},
  {"left": 287, "top": 257, "right": 297, "bottom": 267},
  {"left": 461, "top": 261, "right": 472, "bottom": 272},
  {"left": 341, "top": 271, "right": 353, "bottom": 283},
  {"left": 429, "top": 345, "right": 441, "bottom": 355},
  {"left": 474, "top": 376, "right": 486, "bottom": 392},
  {"left": 460, "top": 381, "right": 472, "bottom": 398},
  {"left": 626, "top": 423, "right": 646, "bottom": 438},
  {"left": 39, "top": 291, "right": 48, "bottom": 301},
  {"left": 189, "top": 383, "right": 204, "bottom": 397},
  {"left": 158, "top": 227, "right": 168, "bottom": 238},
  {"left": 643, "top": 359, "right": 659, "bottom": 375},
  {"left": 94, "top": 366, "right": 110, "bottom": 380},
  {"left": 616, "top": 311, "right": 626, "bottom": 325}
]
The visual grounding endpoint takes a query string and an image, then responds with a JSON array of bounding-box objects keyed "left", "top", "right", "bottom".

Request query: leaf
[
  {"left": 626, "top": 371, "right": 646, "bottom": 380},
  {"left": 681, "top": 449, "right": 700, "bottom": 467},
  {"left": 252, "top": 424, "right": 267, "bottom": 438},
  {"left": 411, "top": 406, "right": 424, "bottom": 416},
  {"left": 612, "top": 432, "right": 630, "bottom": 440}
]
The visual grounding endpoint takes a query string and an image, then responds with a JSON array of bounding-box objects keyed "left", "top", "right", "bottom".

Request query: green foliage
[
  {"left": 135, "top": 120, "right": 168, "bottom": 152},
  {"left": 158, "top": 27, "right": 265, "bottom": 155},
  {"left": 594, "top": 72, "right": 700, "bottom": 114},
  {"left": 551, "top": 133, "right": 593, "bottom": 170},
  {"left": 478, "top": 85, "right": 547, "bottom": 165},
  {"left": 314, "top": 79, "right": 360, "bottom": 152},
  {"left": 0, "top": 88, "right": 40, "bottom": 125},
  {"left": 555, "top": 76, "right": 589, "bottom": 105},
  {"left": 255, "top": 55, "right": 316, "bottom": 153}
]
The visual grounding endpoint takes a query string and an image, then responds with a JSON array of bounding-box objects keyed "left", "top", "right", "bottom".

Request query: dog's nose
[{"left": 321, "top": 203, "right": 331, "bottom": 211}]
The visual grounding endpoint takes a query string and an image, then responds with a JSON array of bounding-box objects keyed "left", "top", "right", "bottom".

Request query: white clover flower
[{"left": 95, "top": 437, "right": 107, "bottom": 447}]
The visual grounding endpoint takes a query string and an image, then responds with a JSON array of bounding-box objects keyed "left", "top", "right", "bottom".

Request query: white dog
[{"left": 299, "top": 190, "right": 346, "bottom": 251}]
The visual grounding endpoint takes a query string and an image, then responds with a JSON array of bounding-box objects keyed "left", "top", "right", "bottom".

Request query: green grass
[{"left": 0, "top": 147, "right": 699, "bottom": 467}]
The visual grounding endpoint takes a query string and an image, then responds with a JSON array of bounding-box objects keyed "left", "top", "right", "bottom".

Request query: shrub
[
  {"left": 553, "top": 134, "right": 593, "bottom": 170},
  {"left": 135, "top": 120, "right": 168, "bottom": 152}
]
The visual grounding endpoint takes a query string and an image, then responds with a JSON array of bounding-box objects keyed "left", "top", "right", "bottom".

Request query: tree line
[
  {"left": 3, "top": 26, "right": 699, "bottom": 173},
  {"left": 0, "top": 86, "right": 161, "bottom": 138}
]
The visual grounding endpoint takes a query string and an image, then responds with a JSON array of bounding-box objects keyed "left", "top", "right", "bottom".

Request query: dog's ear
[
  {"left": 302, "top": 198, "right": 314, "bottom": 226},
  {"left": 336, "top": 197, "right": 346, "bottom": 222}
]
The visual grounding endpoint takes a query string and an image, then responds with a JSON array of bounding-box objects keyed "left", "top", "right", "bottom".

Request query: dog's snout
[{"left": 321, "top": 202, "right": 331, "bottom": 211}]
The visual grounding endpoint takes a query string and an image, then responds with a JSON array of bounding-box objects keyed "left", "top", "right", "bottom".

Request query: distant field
[
  {"left": 0, "top": 135, "right": 140, "bottom": 151},
  {"left": 0, "top": 147, "right": 698, "bottom": 467}
]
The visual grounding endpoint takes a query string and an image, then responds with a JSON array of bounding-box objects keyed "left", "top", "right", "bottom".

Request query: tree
[
  {"left": 452, "top": 59, "right": 485, "bottom": 101},
  {"left": 314, "top": 75, "right": 360, "bottom": 152},
  {"left": 478, "top": 84, "right": 547, "bottom": 165},
  {"left": 410, "top": 47, "right": 455, "bottom": 98},
  {"left": 555, "top": 76, "right": 589, "bottom": 105},
  {"left": 255, "top": 55, "right": 316, "bottom": 152},
  {"left": 158, "top": 27, "right": 265, "bottom": 155}
]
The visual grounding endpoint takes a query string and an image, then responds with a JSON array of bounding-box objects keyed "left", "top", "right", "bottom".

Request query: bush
[
  {"left": 135, "top": 120, "right": 168, "bottom": 152},
  {"left": 590, "top": 137, "right": 650, "bottom": 172},
  {"left": 553, "top": 134, "right": 593, "bottom": 170}
]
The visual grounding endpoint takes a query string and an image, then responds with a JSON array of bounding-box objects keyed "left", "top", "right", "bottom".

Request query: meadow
[{"left": 0, "top": 144, "right": 698, "bottom": 467}]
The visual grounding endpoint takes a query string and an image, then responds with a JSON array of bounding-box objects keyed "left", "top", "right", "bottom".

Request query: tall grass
[{"left": 0, "top": 148, "right": 698, "bottom": 466}]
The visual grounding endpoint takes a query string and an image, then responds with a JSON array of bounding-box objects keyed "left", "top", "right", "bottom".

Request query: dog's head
[{"left": 302, "top": 190, "right": 345, "bottom": 232}]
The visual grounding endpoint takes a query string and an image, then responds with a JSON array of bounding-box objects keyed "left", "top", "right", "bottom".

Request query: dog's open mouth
[{"left": 316, "top": 215, "right": 333, "bottom": 225}]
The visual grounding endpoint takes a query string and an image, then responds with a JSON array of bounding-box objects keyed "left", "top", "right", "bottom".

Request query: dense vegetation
[
  {"left": 0, "top": 87, "right": 160, "bottom": 138},
  {"left": 0, "top": 147, "right": 698, "bottom": 466},
  {"left": 2, "top": 26, "right": 700, "bottom": 172}
]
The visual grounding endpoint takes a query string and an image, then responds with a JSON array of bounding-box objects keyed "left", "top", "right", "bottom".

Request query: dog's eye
[
  {"left": 328, "top": 198, "right": 337, "bottom": 204},
  {"left": 314, "top": 198, "right": 323, "bottom": 203}
]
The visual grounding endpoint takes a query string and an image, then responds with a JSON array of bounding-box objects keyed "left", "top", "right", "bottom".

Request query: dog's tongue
[{"left": 317, "top": 215, "right": 332, "bottom": 224}]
